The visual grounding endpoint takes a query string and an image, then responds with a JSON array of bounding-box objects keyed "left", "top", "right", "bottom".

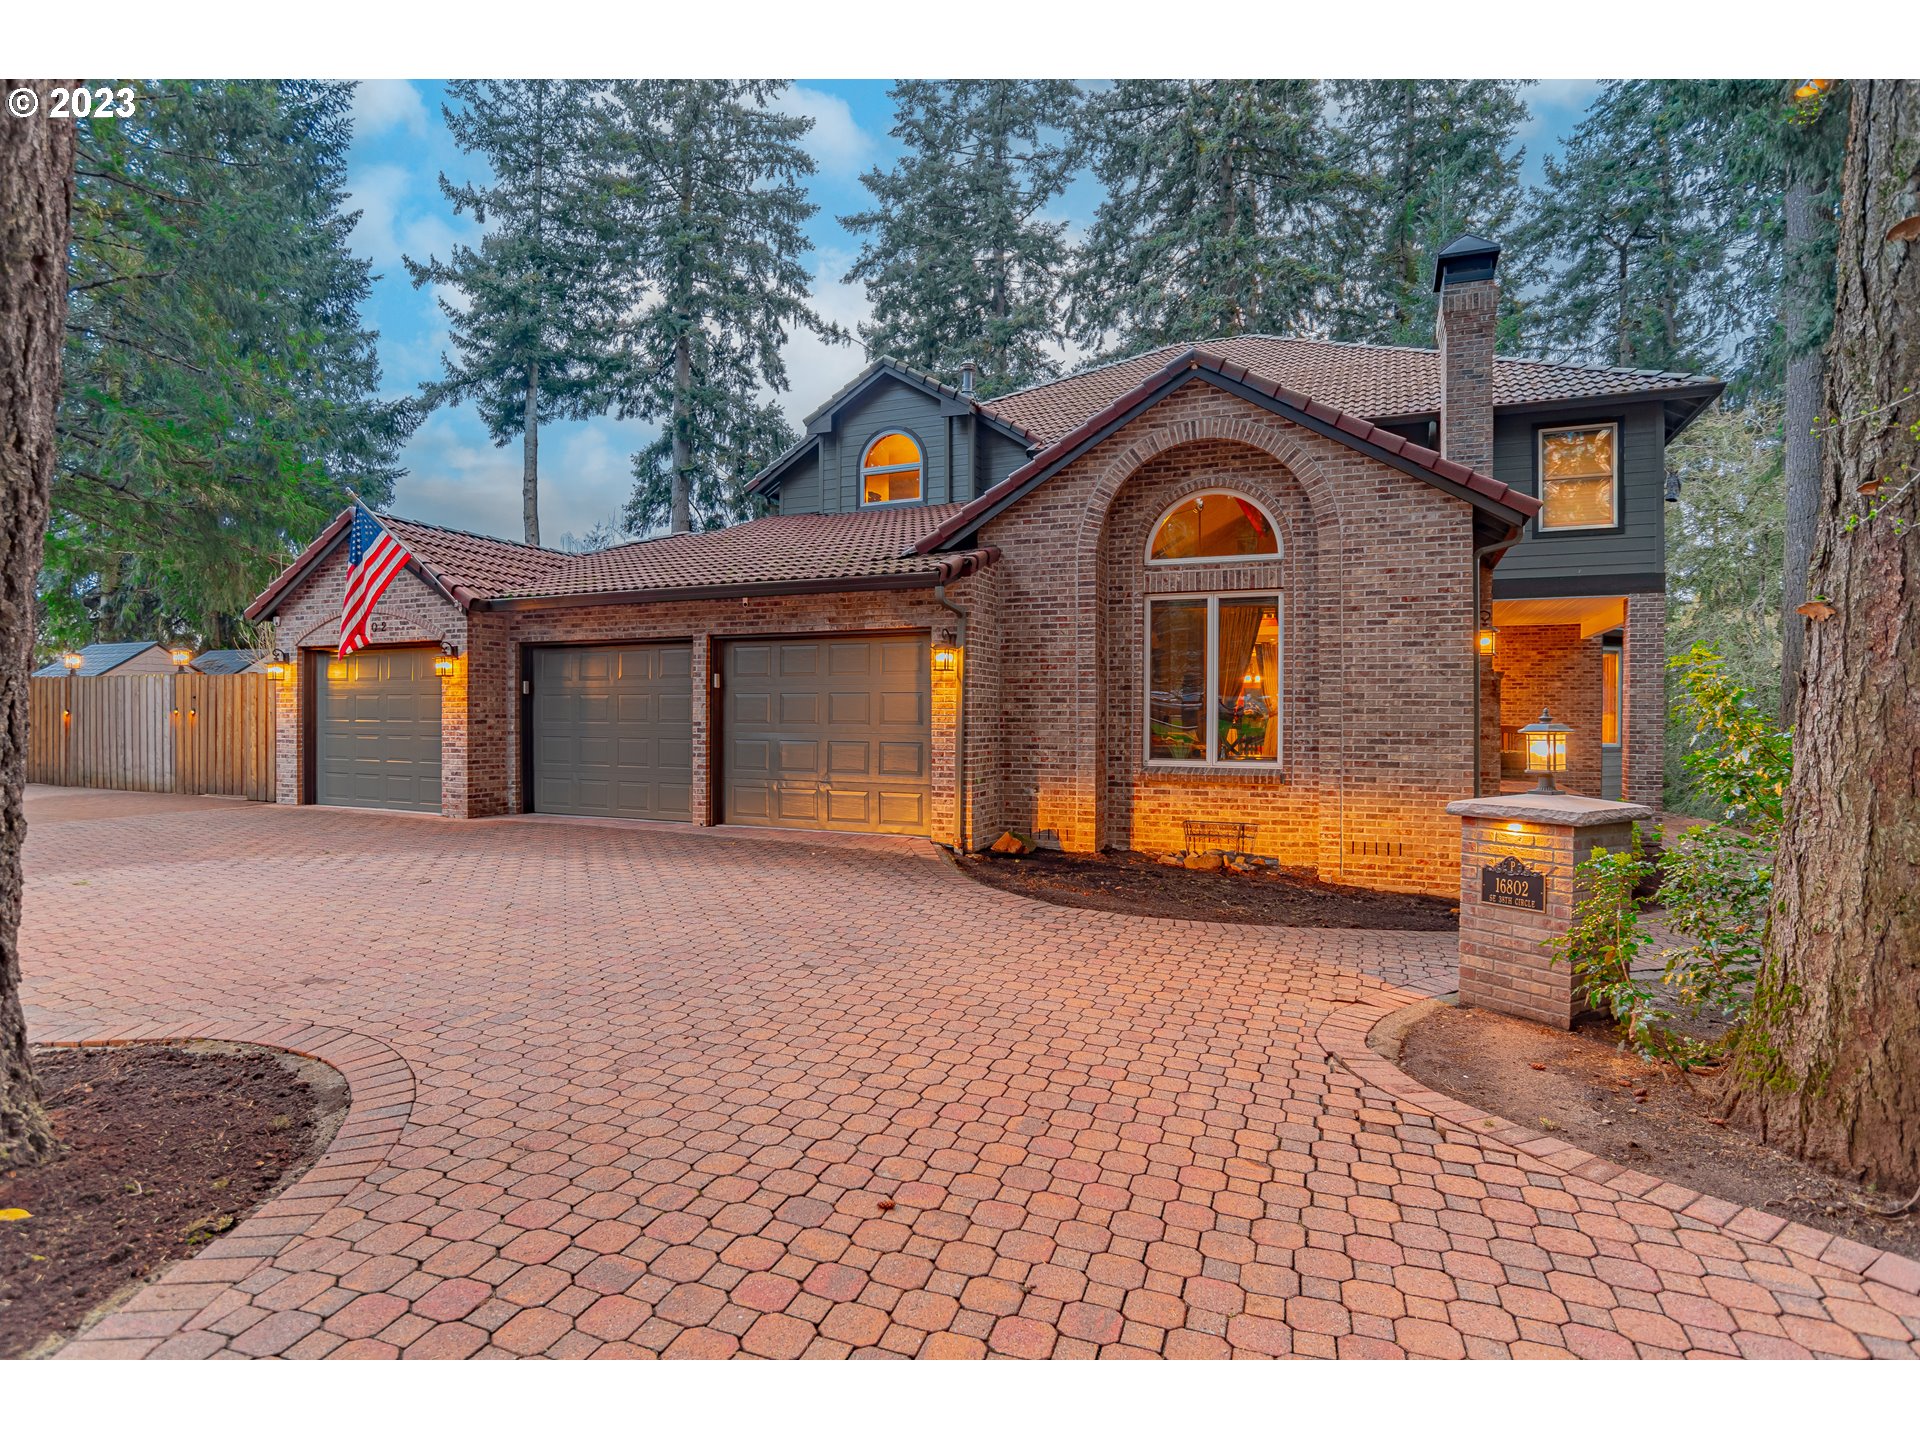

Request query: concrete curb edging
[
  {"left": 28, "top": 1018, "right": 416, "bottom": 1359},
  {"left": 1311, "top": 996, "right": 1920, "bottom": 1300}
]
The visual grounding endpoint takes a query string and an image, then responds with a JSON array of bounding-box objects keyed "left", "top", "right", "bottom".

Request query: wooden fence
[{"left": 27, "top": 672, "right": 278, "bottom": 802}]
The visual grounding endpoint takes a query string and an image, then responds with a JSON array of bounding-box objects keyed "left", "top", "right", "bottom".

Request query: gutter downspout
[
  {"left": 933, "top": 572, "right": 970, "bottom": 853},
  {"left": 1470, "top": 531, "right": 1521, "bottom": 797}
]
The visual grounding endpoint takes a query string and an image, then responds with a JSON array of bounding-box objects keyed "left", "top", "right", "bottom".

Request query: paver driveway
[{"left": 17, "top": 788, "right": 1920, "bottom": 1359}]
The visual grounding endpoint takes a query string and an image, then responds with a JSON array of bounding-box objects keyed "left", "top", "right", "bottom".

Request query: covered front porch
[{"left": 1485, "top": 591, "right": 1664, "bottom": 808}]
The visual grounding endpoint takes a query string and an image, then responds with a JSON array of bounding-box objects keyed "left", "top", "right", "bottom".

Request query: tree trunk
[
  {"left": 1780, "top": 171, "right": 1827, "bottom": 722},
  {"left": 0, "top": 82, "right": 77, "bottom": 1167},
  {"left": 522, "top": 359, "right": 540, "bottom": 546},
  {"left": 1727, "top": 81, "right": 1920, "bottom": 1193},
  {"left": 670, "top": 332, "right": 692, "bottom": 534}
]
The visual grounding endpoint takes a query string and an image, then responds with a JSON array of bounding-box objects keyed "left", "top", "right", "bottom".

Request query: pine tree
[
  {"left": 406, "top": 80, "right": 619, "bottom": 546},
  {"left": 1515, "top": 82, "right": 1735, "bottom": 373},
  {"left": 46, "top": 81, "right": 411, "bottom": 649},
  {"left": 603, "top": 81, "right": 841, "bottom": 534},
  {"left": 1325, "top": 81, "right": 1531, "bottom": 347},
  {"left": 842, "top": 81, "right": 1081, "bottom": 396},
  {"left": 1069, "top": 80, "right": 1347, "bottom": 355}
]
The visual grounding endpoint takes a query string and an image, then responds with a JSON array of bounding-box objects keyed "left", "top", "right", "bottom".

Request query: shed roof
[
  {"left": 31, "top": 641, "right": 169, "bottom": 677},
  {"left": 189, "top": 649, "right": 263, "bottom": 674}
]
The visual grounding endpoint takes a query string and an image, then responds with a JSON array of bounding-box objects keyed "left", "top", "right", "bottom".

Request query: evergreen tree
[
  {"left": 406, "top": 80, "right": 619, "bottom": 546},
  {"left": 1515, "top": 82, "right": 1735, "bottom": 373},
  {"left": 1325, "top": 80, "right": 1531, "bottom": 347},
  {"left": 1069, "top": 80, "right": 1347, "bottom": 355},
  {"left": 47, "top": 81, "right": 411, "bottom": 648},
  {"left": 842, "top": 80, "right": 1081, "bottom": 396},
  {"left": 604, "top": 81, "right": 841, "bottom": 534}
]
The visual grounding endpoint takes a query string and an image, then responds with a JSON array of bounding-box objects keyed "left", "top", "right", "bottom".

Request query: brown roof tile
[{"left": 980, "top": 336, "right": 1720, "bottom": 445}]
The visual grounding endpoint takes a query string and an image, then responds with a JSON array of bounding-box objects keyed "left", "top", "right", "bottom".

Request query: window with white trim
[
  {"left": 1538, "top": 422, "right": 1619, "bottom": 531},
  {"left": 1146, "top": 593, "right": 1282, "bottom": 766},
  {"left": 861, "top": 431, "right": 923, "bottom": 505}
]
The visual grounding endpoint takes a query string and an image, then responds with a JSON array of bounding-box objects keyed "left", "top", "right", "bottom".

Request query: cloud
[
  {"left": 351, "top": 80, "right": 429, "bottom": 140},
  {"left": 775, "top": 85, "right": 874, "bottom": 180},
  {"left": 773, "top": 250, "right": 871, "bottom": 425}
]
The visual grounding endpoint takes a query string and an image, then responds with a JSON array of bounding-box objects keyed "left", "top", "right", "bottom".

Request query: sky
[{"left": 345, "top": 80, "right": 1599, "bottom": 545}]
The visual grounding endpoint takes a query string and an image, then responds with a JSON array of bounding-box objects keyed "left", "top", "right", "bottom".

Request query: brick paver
[{"left": 18, "top": 789, "right": 1919, "bottom": 1359}]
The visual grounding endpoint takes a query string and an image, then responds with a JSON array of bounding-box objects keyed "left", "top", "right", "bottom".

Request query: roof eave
[
  {"left": 477, "top": 548, "right": 999, "bottom": 613},
  {"left": 243, "top": 508, "right": 353, "bottom": 621}
]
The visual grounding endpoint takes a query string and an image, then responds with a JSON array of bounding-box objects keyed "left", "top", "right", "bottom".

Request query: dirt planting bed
[
  {"left": 1396, "top": 1002, "right": 1920, "bottom": 1262},
  {"left": 957, "top": 847, "right": 1459, "bottom": 930},
  {"left": 0, "top": 1041, "right": 347, "bottom": 1357}
]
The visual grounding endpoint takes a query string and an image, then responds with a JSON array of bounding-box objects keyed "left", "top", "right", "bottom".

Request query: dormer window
[
  {"left": 1538, "top": 423, "right": 1619, "bottom": 531},
  {"left": 862, "top": 432, "right": 923, "bottom": 506},
  {"left": 1147, "top": 491, "right": 1279, "bottom": 563}
]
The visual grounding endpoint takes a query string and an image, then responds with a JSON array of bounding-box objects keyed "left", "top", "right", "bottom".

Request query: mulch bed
[
  {"left": 0, "top": 1042, "right": 348, "bottom": 1358},
  {"left": 1397, "top": 1003, "right": 1920, "bottom": 1262},
  {"left": 957, "top": 847, "right": 1459, "bottom": 930}
]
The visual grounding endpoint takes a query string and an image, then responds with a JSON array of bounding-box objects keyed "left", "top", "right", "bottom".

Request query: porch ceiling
[{"left": 1491, "top": 595, "right": 1628, "bottom": 640}]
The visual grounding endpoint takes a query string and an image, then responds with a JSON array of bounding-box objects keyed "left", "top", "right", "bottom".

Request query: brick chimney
[{"left": 1434, "top": 234, "right": 1501, "bottom": 475}]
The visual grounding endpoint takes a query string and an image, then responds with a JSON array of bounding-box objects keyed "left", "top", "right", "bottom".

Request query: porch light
[
  {"left": 1520, "top": 707, "right": 1570, "bottom": 793},
  {"left": 433, "top": 654, "right": 458, "bottom": 678},
  {"left": 265, "top": 651, "right": 291, "bottom": 682},
  {"left": 61, "top": 651, "right": 85, "bottom": 671},
  {"left": 171, "top": 647, "right": 194, "bottom": 669},
  {"left": 931, "top": 646, "right": 958, "bottom": 673},
  {"left": 1476, "top": 628, "right": 1498, "bottom": 657}
]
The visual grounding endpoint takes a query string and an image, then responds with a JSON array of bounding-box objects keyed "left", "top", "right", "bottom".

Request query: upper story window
[
  {"left": 1538, "top": 423, "right": 1619, "bottom": 531},
  {"left": 1147, "top": 491, "right": 1280, "bottom": 564},
  {"left": 862, "top": 432, "right": 923, "bottom": 505}
]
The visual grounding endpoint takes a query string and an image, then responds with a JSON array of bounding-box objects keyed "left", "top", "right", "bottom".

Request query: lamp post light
[
  {"left": 1520, "top": 707, "right": 1570, "bottom": 794},
  {"left": 1476, "top": 627, "right": 1498, "bottom": 657},
  {"left": 170, "top": 647, "right": 194, "bottom": 670},
  {"left": 60, "top": 651, "right": 85, "bottom": 672}
]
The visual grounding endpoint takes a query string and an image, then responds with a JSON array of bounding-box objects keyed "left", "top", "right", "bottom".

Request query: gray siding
[
  {"left": 775, "top": 446, "right": 822, "bottom": 516},
  {"left": 823, "top": 379, "right": 958, "bottom": 511},
  {"left": 1491, "top": 401, "right": 1666, "bottom": 589},
  {"left": 975, "top": 425, "right": 1032, "bottom": 499}
]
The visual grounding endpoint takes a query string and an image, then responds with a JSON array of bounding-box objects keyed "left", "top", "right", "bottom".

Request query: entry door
[
  {"left": 315, "top": 646, "right": 443, "bottom": 812},
  {"left": 531, "top": 645, "right": 693, "bottom": 821},
  {"left": 724, "top": 635, "right": 930, "bottom": 836}
]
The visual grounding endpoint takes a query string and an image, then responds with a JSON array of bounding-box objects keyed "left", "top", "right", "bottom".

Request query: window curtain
[{"left": 1215, "top": 602, "right": 1264, "bottom": 726}]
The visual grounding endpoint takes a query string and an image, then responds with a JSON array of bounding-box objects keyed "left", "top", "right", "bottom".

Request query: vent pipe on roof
[{"left": 958, "top": 361, "right": 976, "bottom": 398}]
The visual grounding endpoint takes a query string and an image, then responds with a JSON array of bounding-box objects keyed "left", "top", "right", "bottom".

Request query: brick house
[{"left": 246, "top": 237, "right": 1721, "bottom": 896}]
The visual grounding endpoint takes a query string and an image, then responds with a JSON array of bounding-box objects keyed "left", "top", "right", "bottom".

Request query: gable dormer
[{"left": 747, "top": 359, "right": 1037, "bottom": 515}]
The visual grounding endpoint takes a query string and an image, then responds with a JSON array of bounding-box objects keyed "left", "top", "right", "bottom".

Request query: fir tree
[
  {"left": 842, "top": 80, "right": 1081, "bottom": 396},
  {"left": 406, "top": 80, "right": 619, "bottom": 546},
  {"left": 47, "top": 81, "right": 411, "bottom": 648},
  {"left": 603, "top": 81, "right": 841, "bottom": 534},
  {"left": 1515, "top": 82, "right": 1734, "bottom": 373},
  {"left": 1325, "top": 80, "right": 1531, "bottom": 347},
  {"left": 1069, "top": 80, "right": 1347, "bottom": 355}
]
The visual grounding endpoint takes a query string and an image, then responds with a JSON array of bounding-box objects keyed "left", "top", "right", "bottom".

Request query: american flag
[{"left": 338, "top": 505, "right": 410, "bottom": 659}]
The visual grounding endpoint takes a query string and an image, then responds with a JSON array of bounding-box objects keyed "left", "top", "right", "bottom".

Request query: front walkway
[{"left": 17, "top": 789, "right": 1920, "bottom": 1359}]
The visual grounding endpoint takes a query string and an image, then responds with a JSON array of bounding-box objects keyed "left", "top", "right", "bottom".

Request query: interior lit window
[
  {"left": 1148, "top": 492, "right": 1279, "bottom": 563},
  {"left": 862, "top": 432, "right": 923, "bottom": 505},
  {"left": 1147, "top": 594, "right": 1281, "bottom": 765},
  {"left": 1602, "top": 647, "right": 1621, "bottom": 745},
  {"left": 1539, "top": 423, "right": 1619, "bottom": 530}
]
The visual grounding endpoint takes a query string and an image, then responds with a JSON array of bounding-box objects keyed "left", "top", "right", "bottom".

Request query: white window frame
[
  {"left": 1143, "top": 590, "right": 1284, "bottom": 770},
  {"left": 1536, "top": 421, "right": 1621, "bottom": 533},
  {"left": 1144, "top": 489, "right": 1282, "bottom": 566},
  {"left": 859, "top": 430, "right": 925, "bottom": 507}
]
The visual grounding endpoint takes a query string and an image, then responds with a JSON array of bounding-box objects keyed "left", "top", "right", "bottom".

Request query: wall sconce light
[
  {"left": 265, "top": 650, "right": 291, "bottom": 681},
  {"left": 433, "top": 653, "right": 458, "bottom": 678},
  {"left": 1476, "top": 628, "right": 1498, "bottom": 657},
  {"left": 931, "top": 646, "right": 958, "bottom": 673},
  {"left": 171, "top": 647, "right": 194, "bottom": 669},
  {"left": 61, "top": 651, "right": 85, "bottom": 672},
  {"left": 1520, "top": 707, "right": 1570, "bottom": 794}
]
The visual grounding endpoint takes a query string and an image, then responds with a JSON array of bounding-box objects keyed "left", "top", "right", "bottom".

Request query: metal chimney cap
[
  {"left": 957, "top": 360, "right": 977, "bottom": 396},
  {"left": 1433, "top": 234, "right": 1502, "bottom": 291}
]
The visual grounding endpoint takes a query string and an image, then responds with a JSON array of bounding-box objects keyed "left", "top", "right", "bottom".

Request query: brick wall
[
  {"left": 980, "top": 379, "right": 1480, "bottom": 896},
  {"left": 1623, "top": 591, "right": 1666, "bottom": 809},
  {"left": 1492, "top": 624, "right": 1605, "bottom": 796}
]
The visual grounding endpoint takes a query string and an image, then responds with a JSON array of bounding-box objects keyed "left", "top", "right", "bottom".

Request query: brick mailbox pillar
[{"left": 1443, "top": 792, "right": 1654, "bottom": 1028}]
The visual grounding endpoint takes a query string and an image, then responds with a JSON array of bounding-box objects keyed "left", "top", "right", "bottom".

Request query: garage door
[
  {"left": 316, "top": 646, "right": 442, "bottom": 812},
  {"left": 724, "top": 635, "right": 929, "bottom": 836},
  {"left": 531, "top": 645, "right": 693, "bottom": 821}
]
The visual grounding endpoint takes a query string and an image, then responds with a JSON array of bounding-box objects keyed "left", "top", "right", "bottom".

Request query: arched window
[
  {"left": 1147, "top": 491, "right": 1279, "bottom": 564},
  {"left": 861, "top": 432, "right": 923, "bottom": 505}
]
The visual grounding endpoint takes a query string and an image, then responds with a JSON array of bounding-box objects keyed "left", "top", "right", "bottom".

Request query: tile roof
[
  {"left": 496, "top": 504, "right": 993, "bottom": 603},
  {"left": 249, "top": 504, "right": 998, "bottom": 617},
  {"left": 31, "top": 641, "right": 168, "bottom": 677},
  {"left": 916, "top": 346, "right": 1542, "bottom": 556},
  {"left": 979, "top": 336, "right": 1721, "bottom": 446}
]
